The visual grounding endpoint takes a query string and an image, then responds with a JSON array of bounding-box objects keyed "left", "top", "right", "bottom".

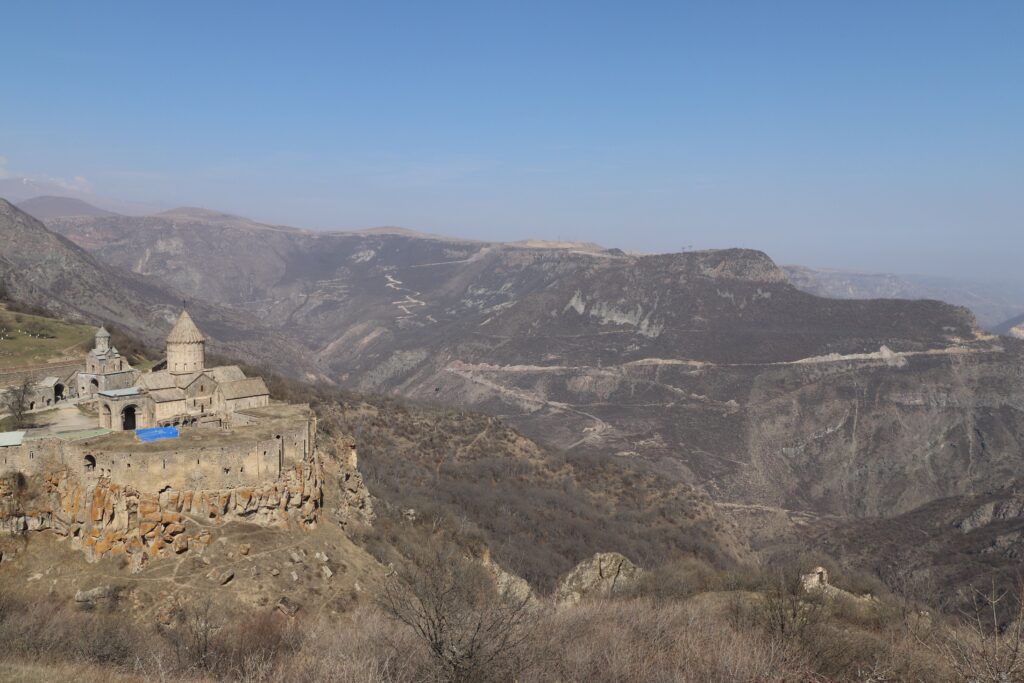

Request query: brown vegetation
[{"left": 4, "top": 552, "right": 1024, "bottom": 682}]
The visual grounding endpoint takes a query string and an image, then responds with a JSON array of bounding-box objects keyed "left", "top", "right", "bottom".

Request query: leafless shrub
[
  {"left": 756, "top": 562, "right": 824, "bottom": 640},
  {"left": 925, "top": 579, "right": 1024, "bottom": 683},
  {"left": 522, "top": 598, "right": 811, "bottom": 682},
  {"left": 378, "top": 538, "right": 539, "bottom": 682},
  {"left": 277, "top": 606, "right": 430, "bottom": 683},
  {"left": 210, "top": 609, "right": 303, "bottom": 681},
  {"left": 160, "top": 600, "right": 221, "bottom": 673}
]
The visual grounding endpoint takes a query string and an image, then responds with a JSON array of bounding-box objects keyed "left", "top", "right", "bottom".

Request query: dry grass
[
  {"left": 0, "top": 660, "right": 141, "bottom": 683},
  {"left": 0, "top": 584, "right": 968, "bottom": 683}
]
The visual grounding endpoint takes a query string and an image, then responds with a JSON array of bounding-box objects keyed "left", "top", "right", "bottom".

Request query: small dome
[
  {"left": 96, "top": 326, "right": 111, "bottom": 338},
  {"left": 167, "top": 310, "right": 206, "bottom": 344}
]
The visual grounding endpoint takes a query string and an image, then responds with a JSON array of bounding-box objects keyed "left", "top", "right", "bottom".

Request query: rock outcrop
[
  {"left": 0, "top": 455, "right": 326, "bottom": 569},
  {"left": 555, "top": 552, "right": 642, "bottom": 605}
]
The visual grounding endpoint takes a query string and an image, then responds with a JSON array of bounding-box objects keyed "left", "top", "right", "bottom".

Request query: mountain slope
[
  {"left": 784, "top": 264, "right": 1024, "bottom": 329},
  {"left": 994, "top": 312, "right": 1024, "bottom": 338},
  {"left": 43, "top": 209, "right": 1024, "bottom": 527},
  {"left": 0, "top": 200, "right": 313, "bottom": 374}
]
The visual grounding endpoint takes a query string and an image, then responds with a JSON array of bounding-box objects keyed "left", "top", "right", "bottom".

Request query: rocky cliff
[{"left": 0, "top": 451, "right": 335, "bottom": 570}]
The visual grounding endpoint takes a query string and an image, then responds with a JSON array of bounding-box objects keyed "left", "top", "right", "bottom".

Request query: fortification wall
[{"left": 0, "top": 416, "right": 313, "bottom": 492}]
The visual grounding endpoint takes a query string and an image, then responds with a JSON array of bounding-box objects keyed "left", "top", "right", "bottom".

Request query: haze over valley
[{"left": 2, "top": 3, "right": 1024, "bottom": 681}]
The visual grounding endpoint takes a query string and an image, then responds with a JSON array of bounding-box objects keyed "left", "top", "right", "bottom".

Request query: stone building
[
  {"left": 76, "top": 327, "right": 137, "bottom": 398},
  {"left": 0, "top": 309, "right": 340, "bottom": 568},
  {"left": 97, "top": 310, "right": 269, "bottom": 432}
]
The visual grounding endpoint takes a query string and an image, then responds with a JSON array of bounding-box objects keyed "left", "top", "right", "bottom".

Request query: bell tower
[{"left": 95, "top": 327, "right": 111, "bottom": 354}]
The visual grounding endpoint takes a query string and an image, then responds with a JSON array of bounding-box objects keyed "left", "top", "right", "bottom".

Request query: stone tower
[
  {"left": 166, "top": 309, "right": 206, "bottom": 375},
  {"left": 95, "top": 326, "right": 110, "bottom": 354}
]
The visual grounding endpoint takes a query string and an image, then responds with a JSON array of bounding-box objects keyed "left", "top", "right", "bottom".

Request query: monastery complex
[{"left": 0, "top": 312, "right": 328, "bottom": 566}]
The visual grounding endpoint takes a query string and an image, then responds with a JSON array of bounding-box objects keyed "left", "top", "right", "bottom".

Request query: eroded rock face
[
  {"left": 328, "top": 438, "right": 374, "bottom": 527},
  {"left": 0, "top": 454, "right": 327, "bottom": 568},
  {"left": 555, "top": 552, "right": 642, "bottom": 605},
  {"left": 957, "top": 495, "right": 1024, "bottom": 534}
]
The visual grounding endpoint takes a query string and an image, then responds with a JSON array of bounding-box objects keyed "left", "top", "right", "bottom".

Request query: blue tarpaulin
[{"left": 135, "top": 426, "right": 179, "bottom": 443}]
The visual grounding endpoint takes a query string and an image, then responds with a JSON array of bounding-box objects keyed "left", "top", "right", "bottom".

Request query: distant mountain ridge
[
  {"left": 995, "top": 312, "right": 1024, "bottom": 339},
  {"left": 783, "top": 264, "right": 1024, "bottom": 329},
  {"left": 0, "top": 179, "right": 162, "bottom": 215},
  {"left": 17, "top": 195, "right": 117, "bottom": 220}
]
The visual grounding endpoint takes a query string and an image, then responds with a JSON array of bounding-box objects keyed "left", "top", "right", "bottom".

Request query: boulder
[
  {"left": 207, "top": 568, "right": 234, "bottom": 585},
  {"left": 74, "top": 585, "right": 112, "bottom": 604},
  {"left": 277, "top": 596, "right": 301, "bottom": 617},
  {"left": 172, "top": 534, "right": 190, "bottom": 554},
  {"left": 554, "top": 552, "right": 642, "bottom": 605}
]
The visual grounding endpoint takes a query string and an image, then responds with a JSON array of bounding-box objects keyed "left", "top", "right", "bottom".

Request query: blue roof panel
[{"left": 135, "top": 426, "right": 179, "bottom": 443}]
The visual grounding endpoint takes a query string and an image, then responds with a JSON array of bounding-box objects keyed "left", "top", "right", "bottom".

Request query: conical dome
[
  {"left": 167, "top": 310, "right": 205, "bottom": 344},
  {"left": 96, "top": 326, "right": 111, "bottom": 338}
]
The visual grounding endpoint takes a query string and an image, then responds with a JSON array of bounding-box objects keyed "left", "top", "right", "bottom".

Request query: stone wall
[
  {"left": 0, "top": 416, "right": 312, "bottom": 492},
  {"left": 0, "top": 407, "right": 336, "bottom": 568},
  {"left": 0, "top": 360, "right": 81, "bottom": 388}
]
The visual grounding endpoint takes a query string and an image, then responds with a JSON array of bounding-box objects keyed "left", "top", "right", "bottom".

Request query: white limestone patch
[
  {"left": 564, "top": 292, "right": 662, "bottom": 337},
  {"left": 351, "top": 249, "right": 376, "bottom": 263},
  {"left": 564, "top": 290, "right": 586, "bottom": 315},
  {"left": 461, "top": 284, "right": 513, "bottom": 312},
  {"left": 589, "top": 301, "right": 663, "bottom": 338}
]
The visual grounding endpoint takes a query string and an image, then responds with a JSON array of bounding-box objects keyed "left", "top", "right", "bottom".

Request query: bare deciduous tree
[
  {"left": 379, "top": 539, "right": 538, "bottom": 682},
  {"left": 927, "top": 579, "right": 1024, "bottom": 682},
  {"left": 162, "top": 601, "right": 221, "bottom": 673},
  {"left": 3, "top": 378, "right": 33, "bottom": 429},
  {"left": 758, "top": 561, "right": 823, "bottom": 640}
]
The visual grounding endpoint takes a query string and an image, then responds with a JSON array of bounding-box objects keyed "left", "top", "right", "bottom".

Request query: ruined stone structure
[{"left": 96, "top": 310, "right": 269, "bottom": 432}]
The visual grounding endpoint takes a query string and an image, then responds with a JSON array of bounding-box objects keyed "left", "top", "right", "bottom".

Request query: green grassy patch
[{"left": 0, "top": 305, "right": 95, "bottom": 369}]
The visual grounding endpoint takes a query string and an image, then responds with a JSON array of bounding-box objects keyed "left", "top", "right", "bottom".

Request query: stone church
[
  {"left": 94, "top": 310, "right": 269, "bottom": 431},
  {"left": 76, "top": 326, "right": 137, "bottom": 398}
]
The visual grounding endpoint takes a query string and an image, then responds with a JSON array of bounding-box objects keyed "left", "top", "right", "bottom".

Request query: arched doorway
[
  {"left": 84, "top": 455, "right": 96, "bottom": 472},
  {"left": 101, "top": 404, "right": 112, "bottom": 429},
  {"left": 90, "top": 378, "right": 99, "bottom": 396},
  {"left": 54, "top": 383, "right": 65, "bottom": 402},
  {"left": 29, "top": 401, "right": 35, "bottom": 411},
  {"left": 121, "top": 405, "right": 137, "bottom": 431}
]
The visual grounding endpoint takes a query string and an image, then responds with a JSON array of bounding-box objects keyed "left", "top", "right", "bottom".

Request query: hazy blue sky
[{"left": 1, "top": 2, "right": 1021, "bottom": 279}]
